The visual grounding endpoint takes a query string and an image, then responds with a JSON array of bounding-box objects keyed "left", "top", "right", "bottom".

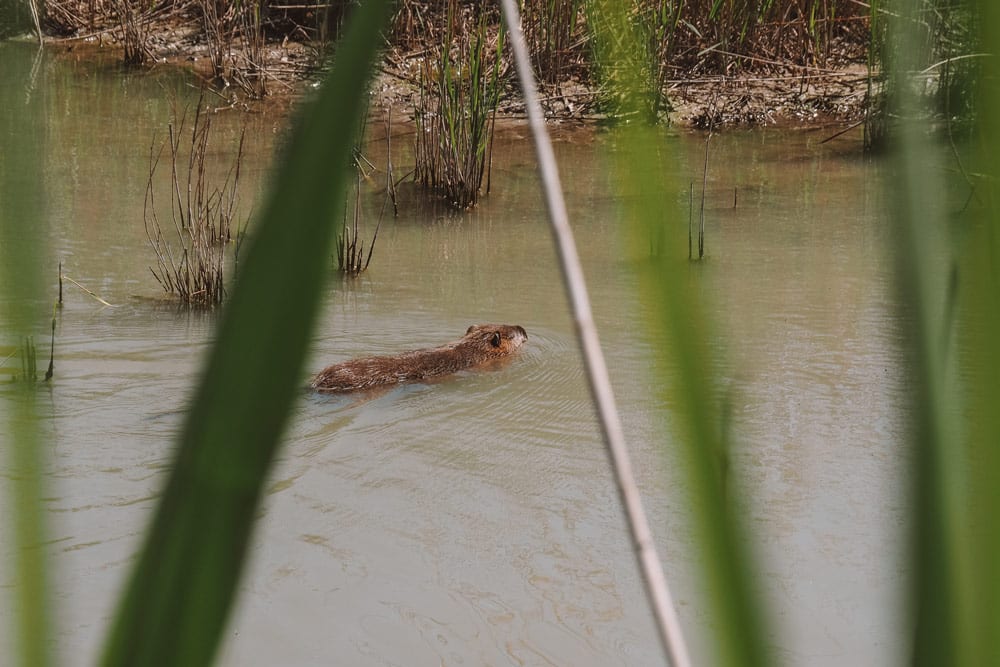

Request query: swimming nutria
[{"left": 311, "top": 324, "right": 528, "bottom": 393}]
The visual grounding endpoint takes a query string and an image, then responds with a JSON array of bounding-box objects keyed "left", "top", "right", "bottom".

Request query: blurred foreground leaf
[
  {"left": 621, "top": 125, "right": 768, "bottom": 667},
  {"left": 99, "top": 2, "right": 391, "bottom": 665},
  {"left": 586, "top": 1, "right": 769, "bottom": 663},
  {"left": 0, "top": 41, "right": 52, "bottom": 667},
  {"left": 897, "top": 0, "right": 1000, "bottom": 664}
]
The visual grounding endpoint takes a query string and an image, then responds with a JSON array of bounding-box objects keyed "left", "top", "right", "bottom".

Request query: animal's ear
[
  {"left": 467, "top": 325, "right": 477, "bottom": 335},
  {"left": 490, "top": 332, "right": 501, "bottom": 347}
]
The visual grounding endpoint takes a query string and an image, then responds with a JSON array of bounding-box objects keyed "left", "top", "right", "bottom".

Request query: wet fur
[{"left": 311, "top": 324, "right": 528, "bottom": 393}]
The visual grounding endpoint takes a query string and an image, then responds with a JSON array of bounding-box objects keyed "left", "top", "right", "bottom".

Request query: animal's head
[{"left": 464, "top": 324, "right": 528, "bottom": 355}]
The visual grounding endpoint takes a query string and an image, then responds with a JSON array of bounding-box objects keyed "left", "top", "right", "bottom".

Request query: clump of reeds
[
  {"left": 863, "top": 0, "right": 889, "bottom": 150},
  {"left": 1, "top": 327, "right": 53, "bottom": 383},
  {"left": 520, "top": 0, "right": 585, "bottom": 84},
  {"left": 667, "top": 0, "right": 867, "bottom": 71},
  {"left": 413, "top": 0, "right": 505, "bottom": 209},
  {"left": 112, "top": 0, "right": 152, "bottom": 64},
  {"left": 337, "top": 170, "right": 380, "bottom": 277},
  {"left": 584, "top": 0, "right": 663, "bottom": 121},
  {"left": 42, "top": 0, "right": 270, "bottom": 94},
  {"left": 144, "top": 93, "right": 247, "bottom": 307},
  {"left": 864, "top": 0, "right": 981, "bottom": 151},
  {"left": 638, "top": 0, "right": 683, "bottom": 119},
  {"left": 201, "top": 0, "right": 232, "bottom": 82},
  {"left": 0, "top": 339, "right": 37, "bottom": 383},
  {"left": 233, "top": 3, "right": 267, "bottom": 99},
  {"left": 201, "top": 0, "right": 268, "bottom": 99},
  {"left": 336, "top": 108, "right": 398, "bottom": 277}
]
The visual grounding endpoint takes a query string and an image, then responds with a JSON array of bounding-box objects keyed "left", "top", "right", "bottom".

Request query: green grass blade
[
  {"left": 622, "top": 126, "right": 768, "bottom": 667},
  {"left": 98, "top": 1, "right": 391, "bottom": 665},
  {"left": 0, "top": 42, "right": 53, "bottom": 667},
  {"left": 896, "top": 0, "right": 1000, "bottom": 664},
  {"left": 501, "top": 1, "right": 692, "bottom": 662},
  {"left": 891, "top": 114, "right": 958, "bottom": 666},
  {"left": 890, "top": 23, "right": 958, "bottom": 659},
  {"left": 967, "top": 8, "right": 1000, "bottom": 664},
  {"left": 585, "top": 1, "right": 769, "bottom": 663}
]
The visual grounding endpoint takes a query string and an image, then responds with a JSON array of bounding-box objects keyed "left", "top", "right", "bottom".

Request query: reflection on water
[{"left": 1, "top": 41, "right": 908, "bottom": 665}]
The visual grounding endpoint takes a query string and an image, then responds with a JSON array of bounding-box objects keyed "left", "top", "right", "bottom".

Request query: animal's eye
[{"left": 490, "top": 332, "right": 501, "bottom": 347}]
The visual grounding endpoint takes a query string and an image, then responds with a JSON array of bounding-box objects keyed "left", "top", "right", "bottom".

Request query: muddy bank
[
  {"left": 372, "top": 53, "right": 870, "bottom": 129},
  {"left": 40, "top": 2, "right": 872, "bottom": 129}
]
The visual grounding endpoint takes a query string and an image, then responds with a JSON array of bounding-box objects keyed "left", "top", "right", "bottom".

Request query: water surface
[{"left": 1, "top": 40, "right": 908, "bottom": 666}]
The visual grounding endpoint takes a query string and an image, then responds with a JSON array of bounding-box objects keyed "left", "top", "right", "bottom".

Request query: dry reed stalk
[
  {"left": 384, "top": 107, "right": 399, "bottom": 216},
  {"left": 688, "top": 180, "right": 693, "bottom": 260},
  {"left": 61, "top": 275, "right": 116, "bottom": 307},
  {"left": 112, "top": 0, "right": 152, "bottom": 64},
  {"left": 45, "top": 308, "right": 55, "bottom": 381},
  {"left": 28, "top": 0, "right": 44, "bottom": 44},
  {"left": 234, "top": 3, "right": 268, "bottom": 98},
  {"left": 698, "top": 126, "right": 711, "bottom": 260},
  {"left": 389, "top": 0, "right": 438, "bottom": 51},
  {"left": 499, "top": 1, "right": 692, "bottom": 665},
  {"left": 42, "top": 0, "right": 92, "bottom": 35},
  {"left": 199, "top": 0, "right": 269, "bottom": 98},
  {"left": 201, "top": 0, "right": 234, "bottom": 82}
]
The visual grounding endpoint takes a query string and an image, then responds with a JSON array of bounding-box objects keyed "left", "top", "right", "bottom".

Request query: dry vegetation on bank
[
  {"left": 24, "top": 0, "right": 979, "bottom": 214},
  {"left": 36, "top": 0, "right": 878, "bottom": 126}
]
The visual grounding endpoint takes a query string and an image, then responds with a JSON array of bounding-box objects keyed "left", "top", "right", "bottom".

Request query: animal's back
[{"left": 311, "top": 324, "right": 527, "bottom": 393}]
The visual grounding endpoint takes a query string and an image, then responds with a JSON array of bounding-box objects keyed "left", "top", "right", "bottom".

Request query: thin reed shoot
[
  {"left": 22, "top": 337, "right": 37, "bottom": 383},
  {"left": 337, "top": 172, "right": 380, "bottom": 277}
]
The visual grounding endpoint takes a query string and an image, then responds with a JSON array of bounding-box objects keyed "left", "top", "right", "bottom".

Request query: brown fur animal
[{"left": 311, "top": 324, "right": 528, "bottom": 393}]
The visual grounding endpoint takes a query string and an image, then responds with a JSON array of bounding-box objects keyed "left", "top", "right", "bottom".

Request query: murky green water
[{"left": 2, "top": 40, "right": 907, "bottom": 665}]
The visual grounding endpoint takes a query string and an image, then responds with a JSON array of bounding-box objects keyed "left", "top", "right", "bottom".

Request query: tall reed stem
[{"left": 499, "top": 1, "right": 692, "bottom": 665}]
